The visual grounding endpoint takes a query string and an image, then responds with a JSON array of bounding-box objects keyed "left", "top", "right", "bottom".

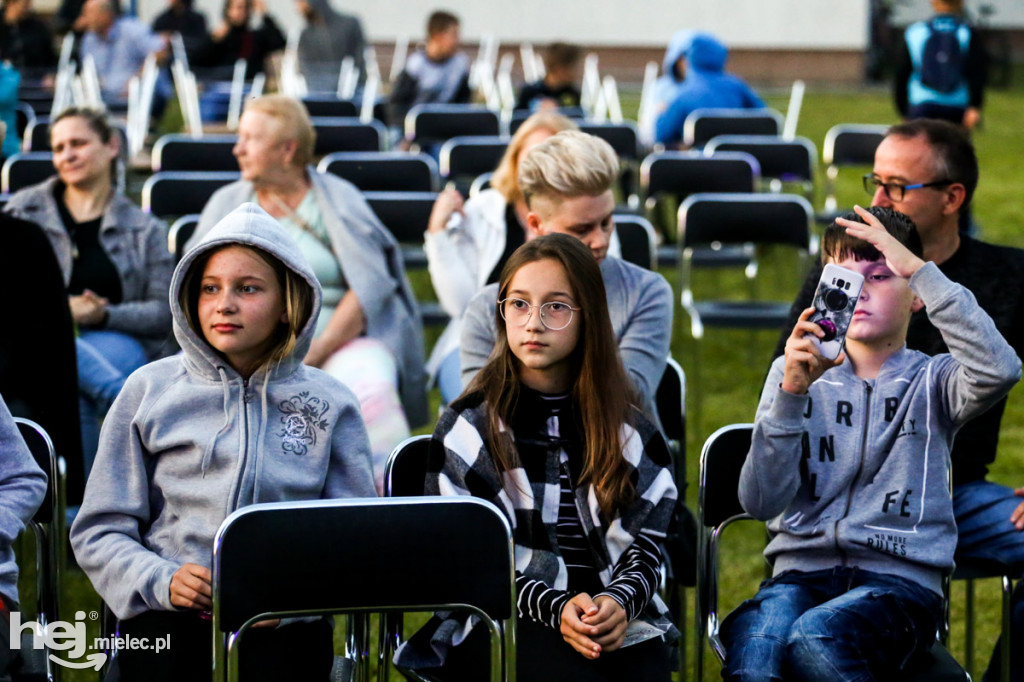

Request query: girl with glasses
[{"left": 397, "top": 233, "right": 678, "bottom": 681}]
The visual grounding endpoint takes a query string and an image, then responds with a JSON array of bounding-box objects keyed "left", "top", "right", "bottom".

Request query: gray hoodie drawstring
[
  {"left": 200, "top": 366, "right": 233, "bottom": 475},
  {"left": 252, "top": 365, "right": 274, "bottom": 502}
]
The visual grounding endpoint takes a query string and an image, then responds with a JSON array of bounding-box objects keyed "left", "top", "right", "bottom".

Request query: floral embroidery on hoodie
[{"left": 278, "top": 392, "right": 330, "bottom": 455}]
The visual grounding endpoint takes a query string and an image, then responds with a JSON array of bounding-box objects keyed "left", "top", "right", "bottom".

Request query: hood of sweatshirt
[
  {"left": 686, "top": 32, "right": 728, "bottom": 74},
  {"left": 170, "top": 202, "right": 322, "bottom": 385},
  {"left": 661, "top": 30, "right": 694, "bottom": 81}
]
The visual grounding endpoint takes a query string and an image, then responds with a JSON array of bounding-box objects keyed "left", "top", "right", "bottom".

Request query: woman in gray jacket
[{"left": 4, "top": 107, "right": 173, "bottom": 477}]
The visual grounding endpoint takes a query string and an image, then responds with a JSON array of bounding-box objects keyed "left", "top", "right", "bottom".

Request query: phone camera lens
[
  {"left": 818, "top": 318, "right": 838, "bottom": 341},
  {"left": 824, "top": 288, "right": 849, "bottom": 312}
]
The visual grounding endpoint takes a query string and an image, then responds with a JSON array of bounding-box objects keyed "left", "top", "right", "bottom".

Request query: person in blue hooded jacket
[{"left": 654, "top": 32, "right": 764, "bottom": 147}]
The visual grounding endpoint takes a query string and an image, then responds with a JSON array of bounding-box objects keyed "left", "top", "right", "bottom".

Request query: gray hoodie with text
[
  {"left": 742, "top": 263, "right": 1021, "bottom": 596},
  {"left": 70, "top": 203, "right": 376, "bottom": 620}
]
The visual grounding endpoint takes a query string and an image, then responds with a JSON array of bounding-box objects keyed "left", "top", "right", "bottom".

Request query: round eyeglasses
[
  {"left": 862, "top": 174, "right": 952, "bottom": 202},
  {"left": 498, "top": 298, "right": 579, "bottom": 330}
]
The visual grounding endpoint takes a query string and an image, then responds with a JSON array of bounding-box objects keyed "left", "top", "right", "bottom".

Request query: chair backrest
[
  {"left": 679, "top": 193, "right": 812, "bottom": 251},
  {"left": 22, "top": 116, "right": 50, "bottom": 152},
  {"left": 141, "top": 171, "right": 240, "bottom": 218},
  {"left": 640, "top": 151, "right": 760, "bottom": 202},
  {"left": 1, "top": 152, "right": 55, "bottom": 193},
  {"left": 13, "top": 417, "right": 64, "bottom": 634},
  {"left": 438, "top": 135, "right": 508, "bottom": 182},
  {"left": 578, "top": 121, "right": 640, "bottom": 160},
  {"left": 311, "top": 117, "right": 387, "bottom": 154},
  {"left": 613, "top": 214, "right": 657, "bottom": 270},
  {"left": 301, "top": 96, "right": 358, "bottom": 118},
  {"left": 704, "top": 135, "right": 817, "bottom": 183},
  {"left": 383, "top": 435, "right": 431, "bottom": 498},
  {"left": 363, "top": 190, "right": 438, "bottom": 244},
  {"left": 683, "top": 108, "right": 784, "bottom": 148},
  {"left": 823, "top": 123, "right": 888, "bottom": 167},
  {"left": 406, "top": 104, "right": 501, "bottom": 146},
  {"left": 317, "top": 151, "right": 439, "bottom": 192},
  {"left": 168, "top": 214, "right": 201, "bottom": 261},
  {"left": 698, "top": 424, "right": 753, "bottom": 531},
  {"left": 656, "top": 357, "right": 687, "bottom": 448},
  {"left": 508, "top": 106, "right": 585, "bottom": 135},
  {"left": 151, "top": 134, "right": 239, "bottom": 172},
  {"left": 15, "top": 102, "right": 35, "bottom": 139},
  {"left": 212, "top": 497, "right": 516, "bottom": 682},
  {"left": 470, "top": 171, "right": 494, "bottom": 197}
]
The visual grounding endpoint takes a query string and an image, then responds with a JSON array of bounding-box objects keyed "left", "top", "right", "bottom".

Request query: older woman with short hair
[{"left": 190, "top": 94, "right": 428, "bottom": 491}]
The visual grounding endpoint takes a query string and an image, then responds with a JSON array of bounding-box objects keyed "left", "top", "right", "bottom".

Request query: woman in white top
[{"left": 425, "top": 111, "right": 594, "bottom": 403}]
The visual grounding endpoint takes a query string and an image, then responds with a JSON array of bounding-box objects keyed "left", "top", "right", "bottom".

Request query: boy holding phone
[{"left": 721, "top": 206, "right": 1021, "bottom": 681}]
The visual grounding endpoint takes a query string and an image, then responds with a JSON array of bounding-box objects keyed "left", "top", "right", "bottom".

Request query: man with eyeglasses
[
  {"left": 460, "top": 130, "right": 673, "bottom": 429},
  {"left": 777, "top": 117, "right": 1024, "bottom": 682}
]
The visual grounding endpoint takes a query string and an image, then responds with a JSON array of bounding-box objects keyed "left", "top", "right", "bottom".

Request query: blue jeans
[
  {"left": 437, "top": 348, "right": 463, "bottom": 406},
  {"left": 954, "top": 480, "right": 1024, "bottom": 682},
  {"left": 76, "top": 331, "right": 147, "bottom": 478},
  {"left": 720, "top": 567, "right": 941, "bottom": 682}
]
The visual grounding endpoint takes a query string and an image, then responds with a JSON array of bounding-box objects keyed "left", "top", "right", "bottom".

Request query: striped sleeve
[
  {"left": 516, "top": 574, "right": 571, "bottom": 630},
  {"left": 594, "top": 532, "right": 663, "bottom": 621}
]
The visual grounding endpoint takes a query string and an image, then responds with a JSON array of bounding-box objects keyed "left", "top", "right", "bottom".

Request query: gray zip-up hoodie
[
  {"left": 742, "top": 263, "right": 1021, "bottom": 596},
  {"left": 70, "top": 203, "right": 376, "bottom": 620}
]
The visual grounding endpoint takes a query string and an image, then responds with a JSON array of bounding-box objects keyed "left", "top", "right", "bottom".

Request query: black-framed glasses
[
  {"left": 862, "top": 175, "right": 952, "bottom": 201},
  {"left": 498, "top": 298, "right": 579, "bottom": 330}
]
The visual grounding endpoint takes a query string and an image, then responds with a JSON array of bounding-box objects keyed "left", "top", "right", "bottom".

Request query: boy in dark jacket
[{"left": 722, "top": 206, "right": 1021, "bottom": 681}]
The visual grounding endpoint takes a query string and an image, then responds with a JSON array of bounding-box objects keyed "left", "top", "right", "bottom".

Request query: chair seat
[
  {"left": 691, "top": 301, "right": 791, "bottom": 330},
  {"left": 419, "top": 302, "right": 449, "bottom": 327},
  {"left": 690, "top": 245, "right": 753, "bottom": 269},
  {"left": 953, "top": 557, "right": 1014, "bottom": 580}
]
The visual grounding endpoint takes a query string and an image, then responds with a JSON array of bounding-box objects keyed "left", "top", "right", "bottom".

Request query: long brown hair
[{"left": 465, "top": 233, "right": 638, "bottom": 517}]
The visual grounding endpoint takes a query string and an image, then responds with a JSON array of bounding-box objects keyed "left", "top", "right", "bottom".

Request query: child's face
[
  {"left": 504, "top": 258, "right": 580, "bottom": 394},
  {"left": 197, "top": 246, "right": 288, "bottom": 375},
  {"left": 526, "top": 190, "right": 615, "bottom": 263},
  {"left": 830, "top": 255, "right": 919, "bottom": 349},
  {"left": 429, "top": 26, "right": 460, "bottom": 60}
]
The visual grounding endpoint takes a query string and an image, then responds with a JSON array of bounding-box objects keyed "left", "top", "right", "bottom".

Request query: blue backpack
[{"left": 920, "top": 18, "right": 966, "bottom": 93}]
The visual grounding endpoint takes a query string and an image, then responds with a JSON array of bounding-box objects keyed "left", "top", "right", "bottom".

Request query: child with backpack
[
  {"left": 70, "top": 203, "right": 377, "bottom": 681},
  {"left": 397, "top": 233, "right": 678, "bottom": 681},
  {"left": 722, "top": 206, "right": 1020, "bottom": 680}
]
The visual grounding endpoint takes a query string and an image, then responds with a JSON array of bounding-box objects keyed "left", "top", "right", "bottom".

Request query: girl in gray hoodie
[{"left": 70, "top": 203, "right": 377, "bottom": 681}]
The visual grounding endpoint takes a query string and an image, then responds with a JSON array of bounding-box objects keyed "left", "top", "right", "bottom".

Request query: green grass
[{"left": 39, "top": 80, "right": 1024, "bottom": 682}]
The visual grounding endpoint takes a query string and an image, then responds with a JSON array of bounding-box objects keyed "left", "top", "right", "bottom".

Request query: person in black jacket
[
  {"left": 0, "top": 0, "right": 57, "bottom": 76},
  {"left": 197, "top": 0, "right": 284, "bottom": 80}
]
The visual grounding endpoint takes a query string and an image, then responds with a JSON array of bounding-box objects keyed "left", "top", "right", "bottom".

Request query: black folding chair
[
  {"left": 362, "top": 191, "right": 447, "bottom": 326},
  {"left": 405, "top": 104, "right": 501, "bottom": 149},
  {"left": 211, "top": 497, "right": 517, "bottom": 682},
  {"left": 151, "top": 134, "right": 239, "bottom": 172},
  {"left": 438, "top": 136, "right": 507, "bottom": 195},
  {"left": 507, "top": 107, "right": 584, "bottom": 136},
  {"left": 1, "top": 152, "right": 54, "bottom": 193},
  {"left": 312, "top": 117, "right": 387, "bottom": 154},
  {"left": 821, "top": 123, "right": 888, "bottom": 217},
  {"left": 141, "top": 171, "right": 240, "bottom": 219},
  {"left": 682, "top": 108, "right": 784, "bottom": 149},
  {"left": 22, "top": 116, "right": 49, "bottom": 152},
  {"left": 168, "top": 214, "right": 201, "bottom": 262},
  {"left": 695, "top": 424, "right": 969, "bottom": 682},
  {"left": 612, "top": 214, "right": 657, "bottom": 270},
  {"left": 14, "top": 418, "right": 66, "bottom": 682},
  {"left": 302, "top": 96, "right": 358, "bottom": 118},
  {"left": 578, "top": 121, "right": 640, "bottom": 161},
  {"left": 704, "top": 135, "right": 817, "bottom": 200},
  {"left": 317, "top": 152, "right": 439, "bottom": 192}
]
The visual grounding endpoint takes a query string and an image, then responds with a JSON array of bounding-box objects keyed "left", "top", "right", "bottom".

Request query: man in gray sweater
[
  {"left": 723, "top": 206, "right": 1021, "bottom": 681},
  {"left": 459, "top": 131, "right": 673, "bottom": 426}
]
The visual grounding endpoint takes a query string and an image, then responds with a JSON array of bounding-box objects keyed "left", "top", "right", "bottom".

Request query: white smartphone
[{"left": 805, "top": 263, "right": 865, "bottom": 361}]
